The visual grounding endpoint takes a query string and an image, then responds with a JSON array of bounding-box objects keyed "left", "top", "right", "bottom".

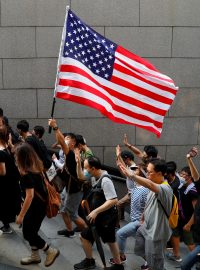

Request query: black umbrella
[{"left": 81, "top": 200, "right": 107, "bottom": 269}]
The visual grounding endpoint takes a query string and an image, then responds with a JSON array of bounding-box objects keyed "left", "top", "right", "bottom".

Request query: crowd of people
[{"left": 0, "top": 107, "right": 200, "bottom": 270}]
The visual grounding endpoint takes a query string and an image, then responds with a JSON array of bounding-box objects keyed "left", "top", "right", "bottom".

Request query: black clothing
[
  {"left": 178, "top": 184, "right": 198, "bottom": 226},
  {"left": 193, "top": 180, "right": 200, "bottom": 244},
  {"left": 65, "top": 150, "right": 81, "bottom": 194},
  {"left": 25, "top": 135, "right": 51, "bottom": 169},
  {"left": 20, "top": 172, "right": 47, "bottom": 248},
  {"left": 0, "top": 148, "right": 21, "bottom": 224},
  {"left": 169, "top": 175, "right": 180, "bottom": 202}
]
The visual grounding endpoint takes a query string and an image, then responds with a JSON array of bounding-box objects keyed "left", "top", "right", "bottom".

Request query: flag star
[
  {"left": 110, "top": 44, "right": 115, "bottom": 49},
  {"left": 81, "top": 35, "right": 84, "bottom": 40},
  {"left": 85, "top": 33, "right": 89, "bottom": 38},
  {"left": 109, "top": 55, "right": 113, "bottom": 59},
  {"left": 82, "top": 59, "right": 85, "bottom": 63},
  {"left": 68, "top": 32, "right": 72, "bottom": 37},
  {"left": 99, "top": 60, "right": 103, "bottom": 65},
  {"left": 74, "top": 21, "right": 77, "bottom": 25},
  {"left": 70, "top": 13, "right": 73, "bottom": 18},
  {"left": 78, "top": 20, "right": 81, "bottom": 24},
  {"left": 102, "top": 39, "right": 106, "bottom": 43},
  {"left": 70, "top": 22, "right": 74, "bottom": 27},
  {"left": 93, "top": 62, "right": 97, "bottom": 67},
  {"left": 89, "top": 40, "right": 92, "bottom": 44},
  {"left": 92, "top": 47, "right": 96, "bottom": 51},
  {"left": 107, "top": 64, "right": 111, "bottom": 68},
  {"left": 84, "top": 58, "right": 88, "bottom": 62},
  {"left": 88, "top": 65, "right": 91, "bottom": 69},
  {"left": 93, "top": 38, "right": 97, "bottom": 42},
  {"left": 96, "top": 53, "right": 100, "bottom": 58},
  {"left": 84, "top": 42, "right": 88, "bottom": 46},
  {"left": 105, "top": 46, "right": 109, "bottom": 50},
  {"left": 79, "top": 44, "right": 83, "bottom": 48},
  {"left": 104, "top": 74, "right": 109, "bottom": 78},
  {"left": 86, "top": 27, "right": 89, "bottom": 31},
  {"left": 71, "top": 39, "right": 74, "bottom": 44},
  {"left": 104, "top": 57, "right": 108, "bottom": 62},
  {"left": 78, "top": 53, "right": 81, "bottom": 57},
  {"left": 73, "top": 30, "right": 77, "bottom": 34},
  {"left": 97, "top": 44, "right": 101, "bottom": 49},
  {"left": 74, "top": 54, "right": 78, "bottom": 58},
  {"left": 81, "top": 51, "right": 85, "bottom": 55},
  {"left": 77, "top": 28, "right": 81, "bottom": 33},
  {"left": 74, "top": 46, "right": 78, "bottom": 51},
  {"left": 94, "top": 33, "right": 97, "bottom": 37},
  {"left": 101, "top": 51, "right": 104, "bottom": 55},
  {"left": 81, "top": 27, "right": 85, "bottom": 31},
  {"left": 66, "top": 42, "right": 69, "bottom": 47},
  {"left": 102, "top": 67, "right": 106, "bottom": 71},
  {"left": 90, "top": 56, "right": 94, "bottom": 60},
  {"left": 96, "top": 69, "right": 100, "bottom": 74},
  {"left": 87, "top": 49, "right": 91, "bottom": 53},
  {"left": 69, "top": 48, "right": 73, "bottom": 53}
]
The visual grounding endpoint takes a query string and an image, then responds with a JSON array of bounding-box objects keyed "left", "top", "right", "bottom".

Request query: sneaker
[
  {"left": 106, "top": 264, "right": 124, "bottom": 270},
  {"left": 44, "top": 247, "right": 60, "bottom": 267},
  {"left": 57, "top": 229, "right": 75, "bottom": 237},
  {"left": 21, "top": 250, "right": 41, "bottom": 265},
  {"left": 74, "top": 258, "right": 96, "bottom": 270},
  {"left": 141, "top": 264, "right": 149, "bottom": 270},
  {"left": 0, "top": 226, "right": 13, "bottom": 234},
  {"left": 166, "top": 252, "right": 182, "bottom": 262},
  {"left": 109, "top": 255, "right": 127, "bottom": 264}
]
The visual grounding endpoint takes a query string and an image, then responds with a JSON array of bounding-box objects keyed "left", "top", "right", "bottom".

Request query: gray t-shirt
[
  {"left": 142, "top": 182, "right": 173, "bottom": 241},
  {"left": 93, "top": 171, "right": 117, "bottom": 201}
]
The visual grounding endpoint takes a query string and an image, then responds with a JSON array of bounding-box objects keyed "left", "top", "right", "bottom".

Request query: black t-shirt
[
  {"left": 25, "top": 135, "right": 51, "bottom": 169},
  {"left": 169, "top": 175, "right": 180, "bottom": 202},
  {"left": 65, "top": 150, "right": 81, "bottom": 194},
  {"left": 20, "top": 172, "right": 47, "bottom": 206},
  {"left": 178, "top": 183, "right": 198, "bottom": 225}
]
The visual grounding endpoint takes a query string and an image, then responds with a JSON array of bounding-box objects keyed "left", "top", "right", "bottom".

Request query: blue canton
[{"left": 63, "top": 10, "right": 117, "bottom": 80}]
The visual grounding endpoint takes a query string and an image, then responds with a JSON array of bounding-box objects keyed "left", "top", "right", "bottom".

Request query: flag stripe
[
  {"left": 56, "top": 89, "right": 162, "bottom": 136},
  {"left": 59, "top": 58, "right": 169, "bottom": 115},
  {"left": 58, "top": 78, "right": 163, "bottom": 128}
]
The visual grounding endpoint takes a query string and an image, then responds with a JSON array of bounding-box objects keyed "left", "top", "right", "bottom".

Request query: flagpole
[{"left": 48, "top": 5, "right": 70, "bottom": 133}]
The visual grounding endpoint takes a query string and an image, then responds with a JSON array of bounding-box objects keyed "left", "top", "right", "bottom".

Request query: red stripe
[
  {"left": 114, "top": 62, "right": 177, "bottom": 96},
  {"left": 116, "top": 46, "right": 175, "bottom": 84},
  {"left": 59, "top": 64, "right": 167, "bottom": 115},
  {"left": 56, "top": 91, "right": 161, "bottom": 137},
  {"left": 58, "top": 78, "right": 163, "bottom": 128}
]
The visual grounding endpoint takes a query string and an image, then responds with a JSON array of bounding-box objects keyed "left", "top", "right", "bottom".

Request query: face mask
[{"left": 84, "top": 170, "right": 92, "bottom": 180}]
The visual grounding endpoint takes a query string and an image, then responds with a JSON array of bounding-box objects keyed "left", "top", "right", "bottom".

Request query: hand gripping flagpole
[{"left": 49, "top": 5, "right": 70, "bottom": 133}]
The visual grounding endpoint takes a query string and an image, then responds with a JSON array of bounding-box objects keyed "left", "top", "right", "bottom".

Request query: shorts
[
  {"left": 81, "top": 222, "right": 116, "bottom": 244},
  {"left": 60, "top": 190, "right": 83, "bottom": 221},
  {"left": 172, "top": 227, "right": 194, "bottom": 245}
]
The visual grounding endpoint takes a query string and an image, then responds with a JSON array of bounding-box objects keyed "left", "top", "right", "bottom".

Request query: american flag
[{"left": 55, "top": 9, "right": 178, "bottom": 137}]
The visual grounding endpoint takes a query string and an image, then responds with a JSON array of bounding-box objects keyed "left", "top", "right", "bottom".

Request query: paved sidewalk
[{"left": 0, "top": 216, "right": 195, "bottom": 270}]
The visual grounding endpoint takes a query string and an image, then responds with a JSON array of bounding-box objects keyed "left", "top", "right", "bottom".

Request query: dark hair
[
  {"left": 33, "top": 125, "right": 45, "bottom": 139},
  {"left": 0, "top": 125, "right": 9, "bottom": 143},
  {"left": 121, "top": 150, "right": 134, "bottom": 161},
  {"left": 144, "top": 145, "right": 158, "bottom": 158},
  {"left": 14, "top": 142, "right": 44, "bottom": 174},
  {"left": 0, "top": 108, "right": 3, "bottom": 117},
  {"left": 166, "top": 161, "right": 177, "bottom": 176},
  {"left": 75, "top": 134, "right": 86, "bottom": 146},
  {"left": 87, "top": 156, "right": 101, "bottom": 169},
  {"left": 181, "top": 166, "right": 191, "bottom": 177},
  {"left": 65, "top": 132, "right": 76, "bottom": 141},
  {"left": 149, "top": 158, "right": 167, "bottom": 176},
  {"left": 17, "top": 120, "right": 29, "bottom": 132}
]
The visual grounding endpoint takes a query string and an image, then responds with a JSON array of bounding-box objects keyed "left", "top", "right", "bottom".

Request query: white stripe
[
  {"left": 58, "top": 57, "right": 171, "bottom": 109},
  {"left": 115, "top": 51, "right": 175, "bottom": 84},
  {"left": 56, "top": 84, "right": 162, "bottom": 133},
  {"left": 57, "top": 73, "right": 165, "bottom": 123},
  {"left": 114, "top": 58, "right": 178, "bottom": 94}
]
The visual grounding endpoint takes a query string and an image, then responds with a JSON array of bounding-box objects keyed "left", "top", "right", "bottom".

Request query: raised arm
[
  {"left": 123, "top": 134, "right": 143, "bottom": 159},
  {"left": 48, "top": 119, "right": 70, "bottom": 156},
  {"left": 186, "top": 147, "right": 199, "bottom": 182}
]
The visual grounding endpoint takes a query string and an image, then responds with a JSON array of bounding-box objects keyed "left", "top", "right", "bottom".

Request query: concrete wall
[{"left": 0, "top": 0, "right": 200, "bottom": 170}]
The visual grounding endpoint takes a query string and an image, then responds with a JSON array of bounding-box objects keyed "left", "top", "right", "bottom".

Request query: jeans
[
  {"left": 181, "top": 245, "right": 200, "bottom": 270},
  {"left": 116, "top": 220, "right": 140, "bottom": 253}
]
